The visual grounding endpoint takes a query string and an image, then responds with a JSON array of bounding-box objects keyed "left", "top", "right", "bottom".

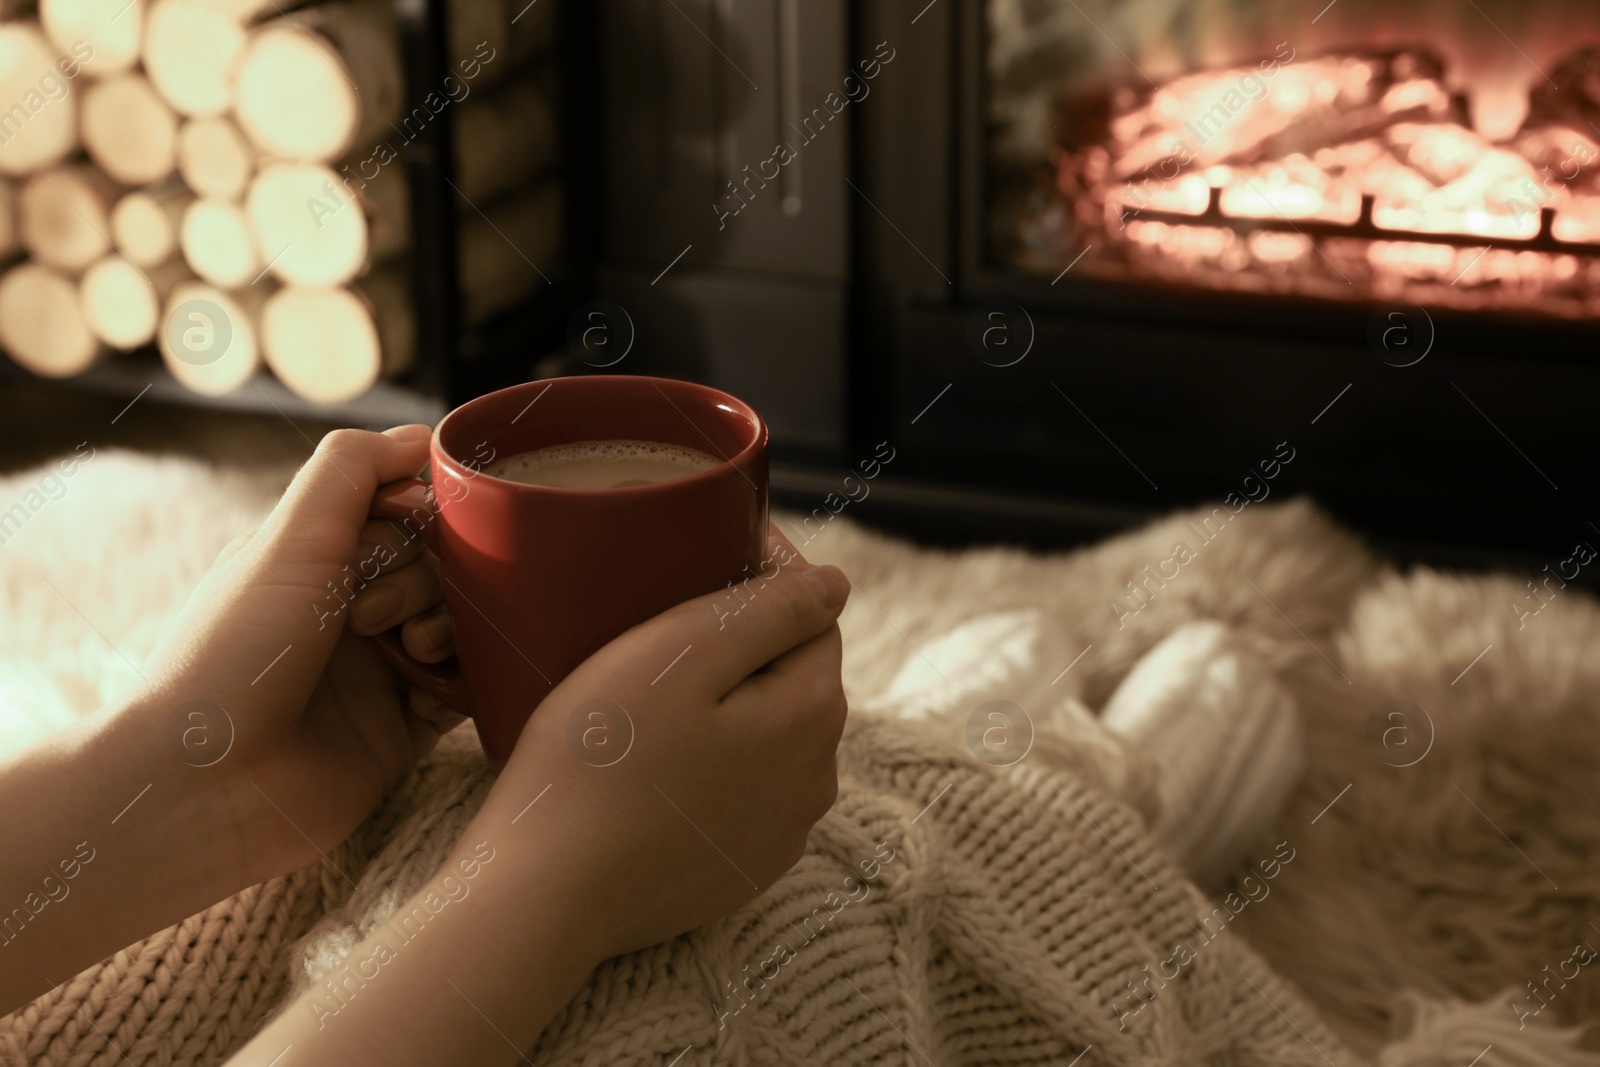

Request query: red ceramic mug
[{"left": 370, "top": 375, "right": 769, "bottom": 768}]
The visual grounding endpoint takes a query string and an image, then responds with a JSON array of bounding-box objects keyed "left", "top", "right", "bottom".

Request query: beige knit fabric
[
  {"left": 4, "top": 859, "right": 358, "bottom": 1065},
  {"left": 306, "top": 715, "right": 1367, "bottom": 1066},
  {"left": 4, "top": 711, "right": 1357, "bottom": 1067}
]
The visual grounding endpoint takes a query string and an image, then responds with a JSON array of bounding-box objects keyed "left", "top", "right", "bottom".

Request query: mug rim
[{"left": 430, "top": 375, "right": 767, "bottom": 495}]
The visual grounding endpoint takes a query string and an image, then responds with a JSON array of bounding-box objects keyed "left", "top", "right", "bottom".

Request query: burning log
[
  {"left": 0, "top": 261, "right": 101, "bottom": 376},
  {"left": 1513, "top": 126, "right": 1600, "bottom": 187},
  {"left": 233, "top": 0, "right": 403, "bottom": 162},
  {"left": 180, "top": 197, "right": 261, "bottom": 288},
  {"left": 143, "top": 0, "right": 248, "bottom": 117},
  {"left": 157, "top": 279, "right": 264, "bottom": 395},
  {"left": 0, "top": 24, "right": 81, "bottom": 176},
  {"left": 17, "top": 165, "right": 115, "bottom": 273},
  {"left": 80, "top": 255, "right": 189, "bottom": 349},
  {"left": 177, "top": 116, "right": 256, "bottom": 200},
  {"left": 1524, "top": 48, "right": 1600, "bottom": 139},
  {"left": 1516, "top": 48, "right": 1600, "bottom": 204},
  {"left": 40, "top": 0, "right": 142, "bottom": 76},
  {"left": 81, "top": 74, "right": 179, "bottom": 186},
  {"left": 110, "top": 183, "right": 192, "bottom": 268},
  {"left": 1111, "top": 50, "right": 1463, "bottom": 184}
]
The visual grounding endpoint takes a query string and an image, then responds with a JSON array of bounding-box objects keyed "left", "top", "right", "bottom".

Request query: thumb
[{"left": 599, "top": 556, "right": 851, "bottom": 700}]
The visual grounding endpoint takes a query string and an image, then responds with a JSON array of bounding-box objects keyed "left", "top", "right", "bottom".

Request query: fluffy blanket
[{"left": 0, "top": 450, "right": 1596, "bottom": 1065}]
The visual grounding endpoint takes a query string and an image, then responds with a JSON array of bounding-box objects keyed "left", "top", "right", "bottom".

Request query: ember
[{"left": 1029, "top": 45, "right": 1600, "bottom": 315}]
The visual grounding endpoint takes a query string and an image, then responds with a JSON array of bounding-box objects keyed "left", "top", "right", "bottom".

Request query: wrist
[
  {"left": 0, "top": 695, "right": 260, "bottom": 1012},
  {"left": 447, "top": 807, "right": 607, "bottom": 980},
  {"left": 237, "top": 807, "right": 605, "bottom": 1064},
  {"left": 97, "top": 692, "right": 258, "bottom": 900}
]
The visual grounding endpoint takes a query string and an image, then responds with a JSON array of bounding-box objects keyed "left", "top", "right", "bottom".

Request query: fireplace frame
[{"left": 831, "top": 0, "right": 1600, "bottom": 565}]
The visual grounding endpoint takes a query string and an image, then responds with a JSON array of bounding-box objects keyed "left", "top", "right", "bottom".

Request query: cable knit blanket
[
  {"left": 274, "top": 714, "right": 1350, "bottom": 1067},
  {"left": 2, "top": 451, "right": 1599, "bottom": 1066}
]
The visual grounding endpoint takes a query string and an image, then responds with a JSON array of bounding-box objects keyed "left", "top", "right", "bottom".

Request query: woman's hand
[
  {"left": 488, "top": 528, "right": 851, "bottom": 965},
  {"left": 135, "top": 426, "right": 465, "bottom": 887},
  {"left": 231, "top": 530, "right": 852, "bottom": 1066},
  {"left": 0, "top": 426, "right": 471, "bottom": 1015}
]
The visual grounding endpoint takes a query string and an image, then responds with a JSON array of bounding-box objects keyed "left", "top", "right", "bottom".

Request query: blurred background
[{"left": 1, "top": 0, "right": 1596, "bottom": 570}]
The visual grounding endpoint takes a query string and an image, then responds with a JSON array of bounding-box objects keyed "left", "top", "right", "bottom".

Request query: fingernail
[
  {"left": 803, "top": 565, "right": 849, "bottom": 609},
  {"left": 384, "top": 424, "right": 432, "bottom": 443},
  {"left": 415, "top": 612, "right": 454, "bottom": 652},
  {"left": 352, "top": 581, "right": 405, "bottom": 630}
]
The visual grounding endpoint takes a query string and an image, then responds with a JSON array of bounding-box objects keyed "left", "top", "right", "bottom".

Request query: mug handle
[{"left": 368, "top": 477, "right": 476, "bottom": 716}]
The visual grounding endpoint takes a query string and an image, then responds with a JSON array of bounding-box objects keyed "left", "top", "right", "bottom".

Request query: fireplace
[
  {"left": 988, "top": 1, "right": 1600, "bottom": 318},
  {"left": 597, "top": 0, "right": 1600, "bottom": 565}
]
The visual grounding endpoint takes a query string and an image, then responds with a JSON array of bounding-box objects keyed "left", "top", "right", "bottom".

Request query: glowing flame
[{"left": 1049, "top": 45, "right": 1600, "bottom": 315}]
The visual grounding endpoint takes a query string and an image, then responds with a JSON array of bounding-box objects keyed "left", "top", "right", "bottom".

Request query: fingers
[
  {"left": 765, "top": 523, "right": 808, "bottom": 570},
  {"left": 213, "top": 529, "right": 254, "bottom": 567},
  {"left": 355, "top": 516, "right": 429, "bottom": 575},
  {"left": 723, "top": 622, "right": 846, "bottom": 832},
  {"left": 401, "top": 606, "right": 454, "bottom": 663},
  {"left": 405, "top": 688, "right": 468, "bottom": 759},
  {"left": 609, "top": 556, "right": 850, "bottom": 699},
  {"left": 348, "top": 556, "right": 442, "bottom": 635},
  {"left": 255, "top": 425, "right": 432, "bottom": 561},
  {"left": 727, "top": 623, "right": 847, "bottom": 745},
  {"left": 411, "top": 687, "right": 466, "bottom": 728},
  {"left": 223, "top": 517, "right": 422, "bottom": 574}
]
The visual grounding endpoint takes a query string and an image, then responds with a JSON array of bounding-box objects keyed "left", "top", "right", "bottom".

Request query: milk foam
[{"left": 484, "top": 439, "right": 721, "bottom": 489}]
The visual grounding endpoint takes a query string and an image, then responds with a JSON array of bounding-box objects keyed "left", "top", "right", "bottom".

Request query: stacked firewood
[{"left": 0, "top": 0, "right": 560, "bottom": 405}]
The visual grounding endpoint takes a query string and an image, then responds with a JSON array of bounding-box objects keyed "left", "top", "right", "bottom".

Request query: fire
[{"left": 1042, "top": 45, "right": 1600, "bottom": 315}]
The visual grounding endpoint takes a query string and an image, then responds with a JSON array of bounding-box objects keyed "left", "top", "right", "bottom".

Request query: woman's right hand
[{"left": 488, "top": 530, "right": 851, "bottom": 967}]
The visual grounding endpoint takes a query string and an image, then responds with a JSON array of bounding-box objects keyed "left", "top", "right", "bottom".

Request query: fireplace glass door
[{"left": 986, "top": 0, "right": 1600, "bottom": 318}]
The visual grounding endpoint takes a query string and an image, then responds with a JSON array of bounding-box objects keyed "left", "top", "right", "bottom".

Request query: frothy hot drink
[{"left": 484, "top": 439, "right": 721, "bottom": 489}]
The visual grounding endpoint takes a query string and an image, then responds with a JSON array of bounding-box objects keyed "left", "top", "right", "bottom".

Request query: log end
[
  {"left": 144, "top": 0, "right": 247, "bottom": 118},
  {"left": 0, "top": 261, "right": 102, "bottom": 376},
  {"left": 18, "top": 165, "right": 113, "bottom": 273},
  {"left": 176, "top": 115, "right": 254, "bottom": 199},
  {"left": 110, "top": 190, "right": 181, "bottom": 268},
  {"left": 82, "top": 73, "right": 179, "bottom": 186},
  {"left": 246, "top": 162, "right": 368, "bottom": 287},
  {"left": 181, "top": 198, "right": 259, "bottom": 288},
  {"left": 235, "top": 23, "right": 358, "bottom": 162},
  {"left": 42, "top": 0, "right": 143, "bottom": 77},
  {"left": 80, "top": 254, "right": 159, "bottom": 349},
  {"left": 158, "top": 280, "right": 260, "bottom": 395},
  {"left": 0, "top": 24, "right": 82, "bottom": 177},
  {"left": 261, "top": 284, "right": 380, "bottom": 404}
]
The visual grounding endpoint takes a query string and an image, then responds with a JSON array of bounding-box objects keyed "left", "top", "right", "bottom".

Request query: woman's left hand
[{"left": 136, "top": 425, "right": 465, "bottom": 887}]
